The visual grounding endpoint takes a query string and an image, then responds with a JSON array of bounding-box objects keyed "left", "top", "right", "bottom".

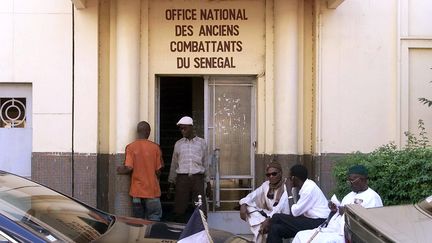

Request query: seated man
[
  {"left": 292, "top": 164, "right": 383, "bottom": 243},
  {"left": 239, "top": 162, "right": 290, "bottom": 243},
  {"left": 265, "top": 164, "right": 330, "bottom": 243}
]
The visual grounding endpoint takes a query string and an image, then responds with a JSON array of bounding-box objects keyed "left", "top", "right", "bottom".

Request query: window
[{"left": 0, "top": 98, "right": 26, "bottom": 128}]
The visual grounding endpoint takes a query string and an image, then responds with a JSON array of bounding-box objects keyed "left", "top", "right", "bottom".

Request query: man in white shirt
[
  {"left": 168, "top": 116, "right": 212, "bottom": 223},
  {"left": 239, "top": 162, "right": 290, "bottom": 242},
  {"left": 265, "top": 164, "right": 330, "bottom": 243},
  {"left": 292, "top": 164, "right": 383, "bottom": 243}
]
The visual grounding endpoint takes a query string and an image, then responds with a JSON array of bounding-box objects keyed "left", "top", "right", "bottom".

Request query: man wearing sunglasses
[
  {"left": 265, "top": 164, "right": 330, "bottom": 243},
  {"left": 168, "top": 116, "right": 212, "bottom": 223},
  {"left": 292, "top": 164, "right": 383, "bottom": 243},
  {"left": 239, "top": 162, "right": 290, "bottom": 242}
]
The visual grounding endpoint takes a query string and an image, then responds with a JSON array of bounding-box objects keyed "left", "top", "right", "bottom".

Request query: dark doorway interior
[{"left": 159, "top": 76, "right": 204, "bottom": 221}]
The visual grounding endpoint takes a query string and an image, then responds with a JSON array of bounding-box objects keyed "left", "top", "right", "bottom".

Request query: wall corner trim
[
  {"left": 72, "top": 0, "right": 86, "bottom": 9},
  {"left": 327, "top": 0, "right": 345, "bottom": 9}
]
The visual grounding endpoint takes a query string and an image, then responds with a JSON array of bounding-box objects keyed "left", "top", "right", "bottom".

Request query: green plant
[
  {"left": 332, "top": 121, "right": 432, "bottom": 206},
  {"left": 418, "top": 97, "right": 432, "bottom": 107},
  {"left": 418, "top": 80, "right": 432, "bottom": 107},
  {"left": 404, "top": 119, "right": 430, "bottom": 149}
]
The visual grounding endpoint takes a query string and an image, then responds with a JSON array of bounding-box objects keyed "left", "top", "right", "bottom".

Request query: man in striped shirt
[{"left": 168, "top": 116, "right": 212, "bottom": 223}]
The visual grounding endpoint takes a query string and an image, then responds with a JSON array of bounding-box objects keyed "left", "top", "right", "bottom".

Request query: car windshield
[
  {"left": 0, "top": 172, "right": 112, "bottom": 242},
  {"left": 418, "top": 195, "right": 432, "bottom": 216}
]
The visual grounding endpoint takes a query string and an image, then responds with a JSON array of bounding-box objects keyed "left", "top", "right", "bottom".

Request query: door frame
[
  {"left": 155, "top": 75, "right": 257, "bottom": 210},
  {"left": 0, "top": 83, "right": 33, "bottom": 177}
]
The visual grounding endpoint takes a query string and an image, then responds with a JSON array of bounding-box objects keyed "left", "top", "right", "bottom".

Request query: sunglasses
[{"left": 266, "top": 172, "right": 279, "bottom": 177}]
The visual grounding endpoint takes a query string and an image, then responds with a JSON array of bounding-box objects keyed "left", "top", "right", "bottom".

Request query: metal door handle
[{"left": 213, "top": 148, "right": 220, "bottom": 210}]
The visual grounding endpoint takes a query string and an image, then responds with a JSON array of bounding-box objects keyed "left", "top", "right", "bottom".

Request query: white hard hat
[{"left": 176, "top": 116, "right": 193, "bottom": 126}]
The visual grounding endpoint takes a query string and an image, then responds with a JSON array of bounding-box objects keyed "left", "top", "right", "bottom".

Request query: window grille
[{"left": 0, "top": 98, "right": 26, "bottom": 128}]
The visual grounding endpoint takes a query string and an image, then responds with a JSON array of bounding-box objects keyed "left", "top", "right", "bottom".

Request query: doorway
[
  {"left": 0, "top": 84, "right": 32, "bottom": 177},
  {"left": 157, "top": 76, "right": 256, "bottom": 227},
  {"left": 158, "top": 76, "right": 204, "bottom": 221}
]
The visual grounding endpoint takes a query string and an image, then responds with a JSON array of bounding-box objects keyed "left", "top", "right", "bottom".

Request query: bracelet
[{"left": 288, "top": 195, "right": 293, "bottom": 199}]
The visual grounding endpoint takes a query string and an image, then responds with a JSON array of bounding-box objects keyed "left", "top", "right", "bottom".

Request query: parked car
[
  {"left": 344, "top": 195, "right": 432, "bottom": 243},
  {"left": 0, "top": 170, "right": 250, "bottom": 243}
]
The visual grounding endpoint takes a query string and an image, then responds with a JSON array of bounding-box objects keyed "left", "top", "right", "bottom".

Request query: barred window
[{"left": 0, "top": 98, "right": 26, "bottom": 128}]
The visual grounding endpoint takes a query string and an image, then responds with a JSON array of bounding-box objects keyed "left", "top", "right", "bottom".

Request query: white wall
[
  {"left": 317, "top": 0, "right": 432, "bottom": 153},
  {"left": 317, "top": 0, "right": 398, "bottom": 153},
  {"left": 73, "top": 0, "right": 99, "bottom": 153},
  {"left": 0, "top": 0, "right": 73, "bottom": 152},
  {"left": 114, "top": 0, "right": 141, "bottom": 153},
  {"left": 407, "top": 49, "right": 432, "bottom": 135},
  {"left": 0, "top": 0, "right": 99, "bottom": 154},
  {"left": 3, "top": 0, "right": 430, "bottom": 156},
  {"left": 399, "top": 0, "right": 432, "bottom": 146},
  {"left": 274, "top": 0, "right": 300, "bottom": 154}
]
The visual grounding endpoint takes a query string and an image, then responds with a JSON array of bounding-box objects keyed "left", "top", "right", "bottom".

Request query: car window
[
  {"left": 0, "top": 173, "right": 112, "bottom": 243},
  {"left": 418, "top": 195, "right": 432, "bottom": 216}
]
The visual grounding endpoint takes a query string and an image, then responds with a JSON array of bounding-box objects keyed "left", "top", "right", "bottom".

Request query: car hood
[
  {"left": 346, "top": 204, "right": 432, "bottom": 242},
  {"left": 93, "top": 216, "right": 248, "bottom": 243}
]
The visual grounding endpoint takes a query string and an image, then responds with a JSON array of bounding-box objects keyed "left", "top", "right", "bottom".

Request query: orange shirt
[{"left": 124, "top": 139, "right": 163, "bottom": 198}]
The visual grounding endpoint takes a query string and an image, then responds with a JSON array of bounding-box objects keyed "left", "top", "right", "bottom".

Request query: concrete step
[{"left": 207, "top": 211, "right": 251, "bottom": 234}]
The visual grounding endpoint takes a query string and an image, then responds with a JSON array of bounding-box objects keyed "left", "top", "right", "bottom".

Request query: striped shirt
[{"left": 168, "top": 136, "right": 210, "bottom": 183}]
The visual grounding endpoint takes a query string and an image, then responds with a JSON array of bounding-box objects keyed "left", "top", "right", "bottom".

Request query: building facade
[{"left": 1, "top": 0, "right": 431, "bottom": 233}]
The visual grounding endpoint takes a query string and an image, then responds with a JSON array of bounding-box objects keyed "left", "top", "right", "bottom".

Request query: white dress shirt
[
  {"left": 168, "top": 136, "right": 210, "bottom": 183},
  {"left": 291, "top": 179, "right": 330, "bottom": 219}
]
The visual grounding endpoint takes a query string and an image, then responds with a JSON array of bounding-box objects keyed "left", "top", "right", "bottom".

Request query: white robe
[
  {"left": 292, "top": 187, "right": 383, "bottom": 243},
  {"left": 239, "top": 181, "right": 291, "bottom": 243}
]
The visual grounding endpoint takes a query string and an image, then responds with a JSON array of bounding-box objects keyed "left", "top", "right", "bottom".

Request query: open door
[{"left": 158, "top": 76, "right": 204, "bottom": 221}]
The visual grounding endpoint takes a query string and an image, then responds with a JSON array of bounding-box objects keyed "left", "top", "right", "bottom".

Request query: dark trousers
[
  {"left": 174, "top": 174, "right": 207, "bottom": 223},
  {"left": 266, "top": 213, "right": 326, "bottom": 243}
]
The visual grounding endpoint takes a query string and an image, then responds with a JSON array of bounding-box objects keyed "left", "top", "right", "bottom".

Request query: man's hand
[
  {"left": 117, "top": 165, "right": 132, "bottom": 175},
  {"left": 239, "top": 204, "right": 249, "bottom": 221},
  {"left": 285, "top": 177, "right": 293, "bottom": 191},
  {"left": 259, "top": 218, "right": 271, "bottom": 234},
  {"left": 338, "top": 206, "right": 345, "bottom": 215},
  {"left": 328, "top": 201, "right": 338, "bottom": 212},
  {"left": 166, "top": 183, "right": 175, "bottom": 200},
  {"left": 206, "top": 182, "right": 213, "bottom": 198}
]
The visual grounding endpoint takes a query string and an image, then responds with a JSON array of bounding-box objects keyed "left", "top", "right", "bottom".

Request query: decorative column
[
  {"left": 274, "top": 0, "right": 300, "bottom": 154},
  {"left": 114, "top": 0, "right": 141, "bottom": 216}
]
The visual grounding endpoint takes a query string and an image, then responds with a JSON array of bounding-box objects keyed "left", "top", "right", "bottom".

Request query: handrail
[
  {"left": 214, "top": 148, "right": 220, "bottom": 207},
  {"left": 211, "top": 148, "right": 220, "bottom": 211}
]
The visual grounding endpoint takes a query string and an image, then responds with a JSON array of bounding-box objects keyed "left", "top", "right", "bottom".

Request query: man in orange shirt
[{"left": 117, "top": 121, "right": 164, "bottom": 221}]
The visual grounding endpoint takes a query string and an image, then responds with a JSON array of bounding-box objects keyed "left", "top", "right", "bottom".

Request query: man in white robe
[
  {"left": 239, "top": 162, "right": 290, "bottom": 243},
  {"left": 292, "top": 165, "right": 383, "bottom": 243}
]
